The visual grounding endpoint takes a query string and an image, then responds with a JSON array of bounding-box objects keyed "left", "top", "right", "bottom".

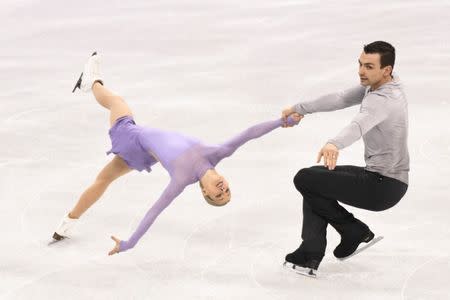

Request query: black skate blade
[
  {"left": 283, "top": 261, "right": 317, "bottom": 278},
  {"left": 72, "top": 72, "right": 83, "bottom": 93},
  {"left": 72, "top": 52, "right": 98, "bottom": 93},
  {"left": 48, "top": 239, "right": 62, "bottom": 246},
  {"left": 337, "top": 236, "right": 384, "bottom": 261},
  {"left": 48, "top": 232, "right": 70, "bottom": 245}
]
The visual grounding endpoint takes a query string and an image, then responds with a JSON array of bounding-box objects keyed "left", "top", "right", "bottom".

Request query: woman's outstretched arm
[
  {"left": 212, "top": 115, "right": 301, "bottom": 163},
  {"left": 108, "top": 179, "right": 185, "bottom": 255}
]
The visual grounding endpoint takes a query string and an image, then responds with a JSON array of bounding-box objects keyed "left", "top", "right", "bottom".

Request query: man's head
[
  {"left": 359, "top": 41, "right": 396, "bottom": 90},
  {"left": 199, "top": 169, "right": 231, "bottom": 207}
]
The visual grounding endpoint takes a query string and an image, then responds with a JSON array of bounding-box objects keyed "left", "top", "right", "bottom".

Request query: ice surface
[{"left": 1, "top": 0, "right": 449, "bottom": 299}]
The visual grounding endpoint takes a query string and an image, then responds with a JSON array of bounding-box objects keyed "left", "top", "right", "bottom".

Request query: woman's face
[{"left": 201, "top": 173, "right": 231, "bottom": 206}]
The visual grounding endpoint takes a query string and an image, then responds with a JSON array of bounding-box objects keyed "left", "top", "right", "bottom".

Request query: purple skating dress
[{"left": 106, "top": 115, "right": 299, "bottom": 252}]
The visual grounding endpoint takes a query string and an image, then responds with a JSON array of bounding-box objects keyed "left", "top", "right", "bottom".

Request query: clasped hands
[{"left": 282, "top": 106, "right": 339, "bottom": 170}]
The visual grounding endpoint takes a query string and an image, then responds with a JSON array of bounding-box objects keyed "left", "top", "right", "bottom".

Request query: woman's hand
[
  {"left": 108, "top": 236, "right": 121, "bottom": 256},
  {"left": 282, "top": 107, "right": 303, "bottom": 127},
  {"left": 291, "top": 113, "right": 303, "bottom": 123},
  {"left": 283, "top": 112, "right": 303, "bottom": 127}
]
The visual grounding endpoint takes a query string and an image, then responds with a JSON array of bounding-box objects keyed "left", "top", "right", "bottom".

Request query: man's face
[{"left": 358, "top": 52, "right": 392, "bottom": 88}]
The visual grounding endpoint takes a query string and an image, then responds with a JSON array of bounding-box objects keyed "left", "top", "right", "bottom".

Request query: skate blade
[
  {"left": 47, "top": 239, "right": 62, "bottom": 246},
  {"left": 72, "top": 72, "right": 83, "bottom": 93},
  {"left": 48, "top": 232, "right": 70, "bottom": 245},
  {"left": 338, "top": 236, "right": 384, "bottom": 261},
  {"left": 71, "top": 52, "right": 97, "bottom": 93},
  {"left": 47, "top": 237, "right": 71, "bottom": 246},
  {"left": 283, "top": 261, "right": 317, "bottom": 278}
]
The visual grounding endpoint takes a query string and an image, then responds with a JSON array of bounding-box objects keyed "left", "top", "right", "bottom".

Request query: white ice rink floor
[{"left": 1, "top": 0, "right": 450, "bottom": 299}]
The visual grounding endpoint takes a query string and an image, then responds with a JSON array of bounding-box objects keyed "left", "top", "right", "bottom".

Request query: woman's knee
[
  {"left": 95, "top": 174, "right": 115, "bottom": 186},
  {"left": 107, "top": 95, "right": 126, "bottom": 108}
]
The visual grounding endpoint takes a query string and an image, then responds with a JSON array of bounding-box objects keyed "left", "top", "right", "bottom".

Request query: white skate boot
[
  {"left": 72, "top": 52, "right": 103, "bottom": 93},
  {"left": 52, "top": 213, "right": 78, "bottom": 242}
]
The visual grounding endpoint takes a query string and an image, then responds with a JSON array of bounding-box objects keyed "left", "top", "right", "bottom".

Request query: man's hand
[
  {"left": 108, "top": 236, "right": 121, "bottom": 256},
  {"left": 283, "top": 112, "right": 303, "bottom": 127},
  {"left": 282, "top": 106, "right": 303, "bottom": 127},
  {"left": 317, "top": 143, "right": 339, "bottom": 170}
]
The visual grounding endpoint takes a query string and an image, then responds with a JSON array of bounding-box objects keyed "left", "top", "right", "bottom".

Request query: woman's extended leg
[
  {"left": 79, "top": 53, "right": 133, "bottom": 127},
  {"left": 68, "top": 155, "right": 131, "bottom": 219},
  {"left": 92, "top": 82, "right": 133, "bottom": 127}
]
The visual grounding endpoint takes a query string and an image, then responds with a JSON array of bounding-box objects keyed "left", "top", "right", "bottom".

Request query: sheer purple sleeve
[
  {"left": 214, "top": 116, "right": 298, "bottom": 162},
  {"left": 119, "top": 180, "right": 185, "bottom": 252}
]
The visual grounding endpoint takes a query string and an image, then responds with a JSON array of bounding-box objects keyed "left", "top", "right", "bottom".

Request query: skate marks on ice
[
  {"left": 247, "top": 240, "right": 372, "bottom": 299},
  {"left": 250, "top": 239, "right": 320, "bottom": 294},
  {"left": 6, "top": 191, "right": 150, "bottom": 299},
  {"left": 1, "top": 195, "right": 91, "bottom": 298},
  {"left": 180, "top": 212, "right": 236, "bottom": 277},
  {"left": 111, "top": 207, "right": 242, "bottom": 299},
  {"left": 147, "top": 211, "right": 280, "bottom": 299},
  {"left": 177, "top": 205, "right": 389, "bottom": 299},
  {"left": 0, "top": 157, "right": 47, "bottom": 168},
  {"left": 20, "top": 184, "right": 81, "bottom": 251},
  {"left": 245, "top": 232, "right": 439, "bottom": 300},
  {"left": 396, "top": 221, "right": 450, "bottom": 300},
  {"left": 414, "top": 103, "right": 450, "bottom": 164},
  {"left": 179, "top": 210, "right": 298, "bottom": 298},
  {"left": 4, "top": 107, "right": 50, "bottom": 124},
  {"left": 418, "top": 132, "right": 450, "bottom": 166},
  {"left": 1, "top": 259, "right": 154, "bottom": 300},
  {"left": 401, "top": 255, "right": 450, "bottom": 300}
]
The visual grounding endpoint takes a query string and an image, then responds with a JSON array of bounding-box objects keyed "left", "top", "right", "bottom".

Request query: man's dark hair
[{"left": 363, "top": 41, "right": 395, "bottom": 72}]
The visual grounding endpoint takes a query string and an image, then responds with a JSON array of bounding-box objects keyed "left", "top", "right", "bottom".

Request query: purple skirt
[{"left": 106, "top": 116, "right": 157, "bottom": 172}]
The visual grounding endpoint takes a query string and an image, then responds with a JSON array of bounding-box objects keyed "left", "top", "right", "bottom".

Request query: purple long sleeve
[
  {"left": 117, "top": 116, "right": 298, "bottom": 253},
  {"left": 119, "top": 180, "right": 185, "bottom": 252},
  {"left": 209, "top": 117, "right": 295, "bottom": 164},
  {"left": 223, "top": 118, "right": 285, "bottom": 150}
]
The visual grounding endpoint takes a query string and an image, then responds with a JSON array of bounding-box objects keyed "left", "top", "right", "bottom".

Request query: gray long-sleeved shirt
[{"left": 293, "top": 74, "right": 409, "bottom": 184}]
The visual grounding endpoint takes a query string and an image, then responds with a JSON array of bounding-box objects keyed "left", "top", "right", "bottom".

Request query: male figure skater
[{"left": 281, "top": 41, "right": 409, "bottom": 277}]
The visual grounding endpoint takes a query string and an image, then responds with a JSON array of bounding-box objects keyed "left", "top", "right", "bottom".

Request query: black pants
[{"left": 293, "top": 165, "right": 408, "bottom": 255}]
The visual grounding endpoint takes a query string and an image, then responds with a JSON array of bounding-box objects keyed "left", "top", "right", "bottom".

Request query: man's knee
[
  {"left": 371, "top": 200, "right": 399, "bottom": 212},
  {"left": 293, "top": 168, "right": 314, "bottom": 192},
  {"left": 371, "top": 206, "right": 387, "bottom": 212}
]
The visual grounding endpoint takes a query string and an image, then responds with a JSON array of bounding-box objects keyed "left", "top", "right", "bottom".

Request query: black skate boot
[
  {"left": 283, "top": 246, "right": 323, "bottom": 278},
  {"left": 332, "top": 219, "right": 383, "bottom": 260}
]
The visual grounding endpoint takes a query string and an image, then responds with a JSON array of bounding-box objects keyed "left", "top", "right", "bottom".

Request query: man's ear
[{"left": 383, "top": 65, "right": 393, "bottom": 77}]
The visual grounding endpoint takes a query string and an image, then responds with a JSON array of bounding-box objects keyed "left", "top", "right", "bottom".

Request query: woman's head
[{"left": 199, "top": 169, "right": 231, "bottom": 206}]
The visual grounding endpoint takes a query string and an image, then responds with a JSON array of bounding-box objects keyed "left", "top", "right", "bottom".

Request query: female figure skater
[{"left": 52, "top": 53, "right": 302, "bottom": 256}]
